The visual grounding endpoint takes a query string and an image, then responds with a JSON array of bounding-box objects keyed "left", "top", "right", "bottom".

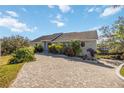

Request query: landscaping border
[{"left": 116, "top": 63, "right": 124, "bottom": 81}]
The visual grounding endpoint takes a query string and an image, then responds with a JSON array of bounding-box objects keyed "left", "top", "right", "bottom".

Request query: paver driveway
[{"left": 10, "top": 54, "right": 124, "bottom": 88}]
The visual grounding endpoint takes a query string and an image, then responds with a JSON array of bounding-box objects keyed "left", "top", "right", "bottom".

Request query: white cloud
[
  {"left": 88, "top": 7, "right": 94, "bottom": 12},
  {"left": 5, "top": 10, "right": 18, "bottom": 17},
  {"left": 0, "top": 12, "right": 2, "bottom": 15},
  {"left": 22, "top": 8, "right": 27, "bottom": 12},
  {"left": 58, "top": 5, "right": 71, "bottom": 13},
  {"left": 48, "top": 5, "right": 72, "bottom": 13},
  {"left": 0, "top": 16, "right": 36, "bottom": 32},
  {"left": 100, "top": 6, "right": 124, "bottom": 17},
  {"left": 51, "top": 20, "right": 64, "bottom": 27},
  {"left": 88, "top": 7, "right": 101, "bottom": 13},
  {"left": 56, "top": 14, "right": 62, "bottom": 21},
  {"left": 48, "top": 5, "right": 55, "bottom": 8},
  {"left": 50, "top": 14, "right": 65, "bottom": 27},
  {"left": 33, "top": 26, "right": 38, "bottom": 30}
]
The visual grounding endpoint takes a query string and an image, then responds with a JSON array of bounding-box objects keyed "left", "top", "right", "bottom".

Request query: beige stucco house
[{"left": 32, "top": 30, "right": 98, "bottom": 55}]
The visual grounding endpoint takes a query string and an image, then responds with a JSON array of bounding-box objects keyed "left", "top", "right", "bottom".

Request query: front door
[{"left": 44, "top": 41, "right": 48, "bottom": 53}]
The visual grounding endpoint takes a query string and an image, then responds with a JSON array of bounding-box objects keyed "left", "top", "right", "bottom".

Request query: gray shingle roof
[{"left": 32, "top": 30, "right": 98, "bottom": 42}]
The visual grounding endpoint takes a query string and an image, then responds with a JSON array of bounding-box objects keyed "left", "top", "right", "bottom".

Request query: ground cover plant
[{"left": 120, "top": 66, "right": 124, "bottom": 77}]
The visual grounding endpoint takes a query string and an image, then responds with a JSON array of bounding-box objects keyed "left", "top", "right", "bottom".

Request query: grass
[
  {"left": 96, "top": 54, "right": 113, "bottom": 59},
  {"left": 0, "top": 55, "right": 12, "bottom": 66},
  {"left": 0, "top": 56, "right": 24, "bottom": 87},
  {"left": 120, "top": 66, "right": 124, "bottom": 77}
]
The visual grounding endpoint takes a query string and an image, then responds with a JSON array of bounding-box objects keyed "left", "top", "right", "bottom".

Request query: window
[{"left": 81, "top": 41, "right": 85, "bottom": 47}]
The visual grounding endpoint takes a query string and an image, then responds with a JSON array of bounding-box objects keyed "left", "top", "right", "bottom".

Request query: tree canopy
[
  {"left": 1, "top": 35, "right": 30, "bottom": 55},
  {"left": 99, "top": 16, "right": 124, "bottom": 54}
]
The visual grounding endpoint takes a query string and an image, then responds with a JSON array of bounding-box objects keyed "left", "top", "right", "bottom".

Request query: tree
[
  {"left": 99, "top": 16, "right": 124, "bottom": 54},
  {"left": 1, "top": 35, "right": 30, "bottom": 55}
]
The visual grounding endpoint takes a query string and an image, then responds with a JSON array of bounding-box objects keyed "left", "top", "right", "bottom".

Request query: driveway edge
[{"left": 116, "top": 63, "right": 124, "bottom": 81}]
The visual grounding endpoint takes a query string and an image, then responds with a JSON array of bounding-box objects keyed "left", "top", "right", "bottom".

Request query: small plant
[{"left": 9, "top": 47, "right": 35, "bottom": 64}]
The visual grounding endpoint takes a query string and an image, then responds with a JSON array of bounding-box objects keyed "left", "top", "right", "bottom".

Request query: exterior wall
[
  {"left": 32, "top": 40, "right": 97, "bottom": 55},
  {"left": 80, "top": 40, "right": 97, "bottom": 56}
]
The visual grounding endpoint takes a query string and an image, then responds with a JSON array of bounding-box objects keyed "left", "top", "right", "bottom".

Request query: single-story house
[{"left": 32, "top": 30, "right": 98, "bottom": 55}]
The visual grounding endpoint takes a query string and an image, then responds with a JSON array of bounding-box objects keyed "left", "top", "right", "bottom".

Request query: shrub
[
  {"left": 48, "top": 44, "right": 63, "bottom": 54},
  {"left": 9, "top": 47, "right": 35, "bottom": 64},
  {"left": 48, "top": 41, "right": 82, "bottom": 56},
  {"left": 34, "top": 44, "right": 43, "bottom": 53},
  {"left": 48, "top": 44, "right": 57, "bottom": 54},
  {"left": 71, "top": 40, "right": 82, "bottom": 56},
  {"left": 55, "top": 44, "right": 63, "bottom": 54},
  {"left": 63, "top": 47, "right": 75, "bottom": 56},
  {"left": 1, "top": 35, "right": 30, "bottom": 56},
  {"left": 63, "top": 41, "right": 82, "bottom": 56}
]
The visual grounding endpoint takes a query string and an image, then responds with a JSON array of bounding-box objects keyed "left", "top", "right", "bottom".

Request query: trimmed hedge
[{"left": 9, "top": 47, "right": 35, "bottom": 64}]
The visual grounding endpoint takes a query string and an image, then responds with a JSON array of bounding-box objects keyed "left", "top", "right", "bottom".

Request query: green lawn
[
  {"left": 0, "top": 56, "right": 24, "bottom": 87},
  {"left": 120, "top": 66, "right": 124, "bottom": 77},
  {"left": 0, "top": 55, "right": 12, "bottom": 66}
]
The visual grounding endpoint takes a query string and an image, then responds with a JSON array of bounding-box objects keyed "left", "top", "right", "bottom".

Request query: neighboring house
[{"left": 32, "top": 30, "right": 98, "bottom": 55}]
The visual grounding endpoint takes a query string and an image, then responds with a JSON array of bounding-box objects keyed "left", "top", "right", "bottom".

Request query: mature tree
[
  {"left": 1, "top": 35, "right": 30, "bottom": 55},
  {"left": 99, "top": 16, "right": 124, "bottom": 53}
]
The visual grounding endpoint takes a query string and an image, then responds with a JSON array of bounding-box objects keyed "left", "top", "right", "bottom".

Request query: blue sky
[{"left": 0, "top": 5, "right": 124, "bottom": 40}]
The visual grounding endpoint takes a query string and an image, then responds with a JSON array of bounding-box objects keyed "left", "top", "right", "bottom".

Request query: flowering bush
[{"left": 48, "top": 44, "right": 63, "bottom": 54}]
